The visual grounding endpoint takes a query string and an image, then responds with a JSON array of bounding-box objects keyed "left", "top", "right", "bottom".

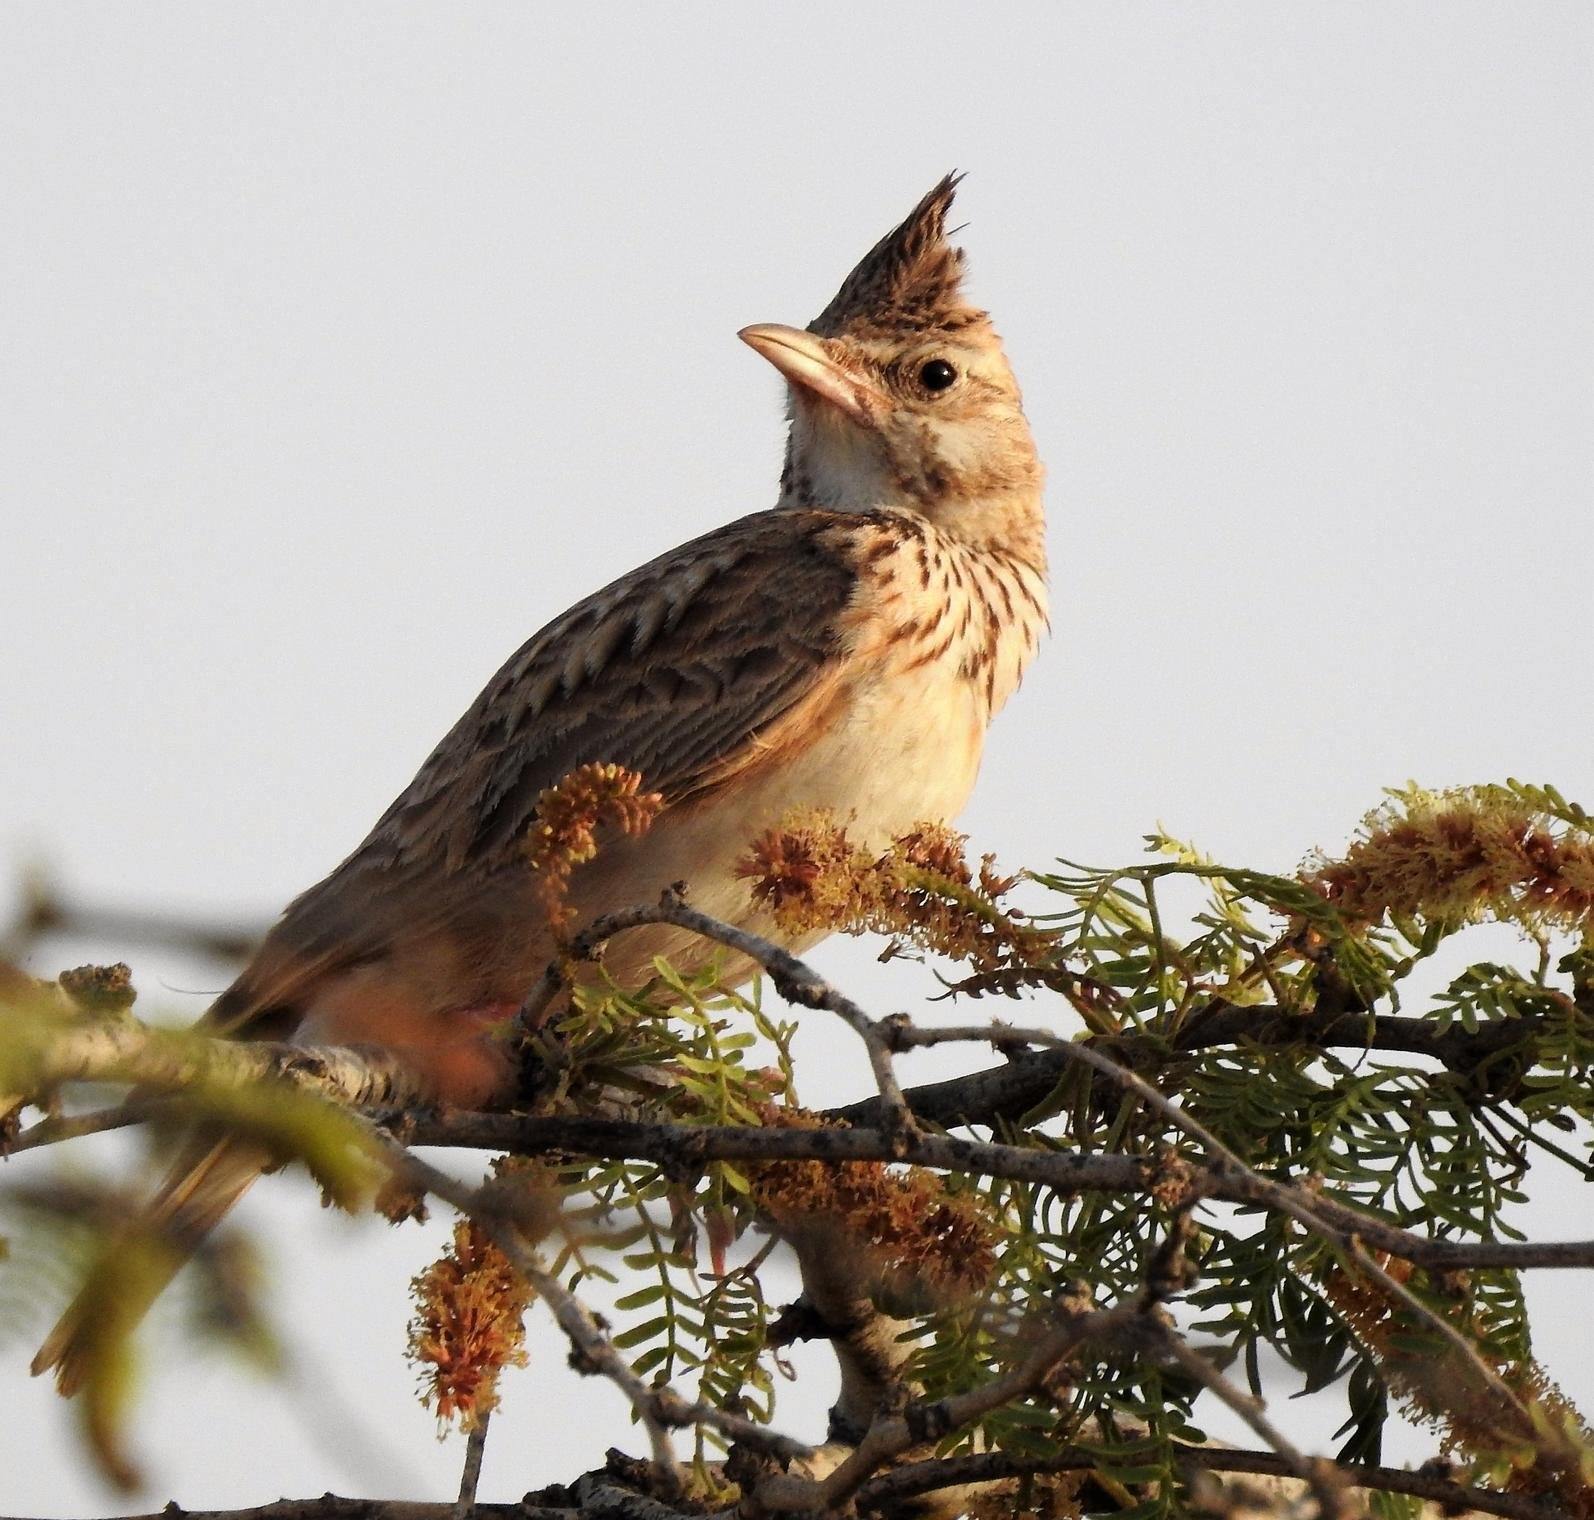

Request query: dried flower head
[
  {"left": 737, "top": 812, "right": 1048, "bottom": 973},
  {"left": 523, "top": 763, "right": 664, "bottom": 929},
  {"left": 750, "top": 1107, "right": 997, "bottom": 1303},
  {"left": 1322, "top": 1257, "right": 1594, "bottom": 1507},
  {"left": 57, "top": 963, "right": 137, "bottom": 1015},
  {"left": 374, "top": 1175, "right": 429, "bottom": 1226},
  {"left": 1303, "top": 786, "right": 1594, "bottom": 935},
  {"left": 407, "top": 1219, "right": 533, "bottom": 1430},
  {"left": 1144, "top": 1146, "right": 1198, "bottom": 1210},
  {"left": 738, "top": 827, "right": 826, "bottom": 911}
]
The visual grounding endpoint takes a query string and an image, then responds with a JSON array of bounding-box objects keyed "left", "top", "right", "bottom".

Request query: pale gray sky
[{"left": 2, "top": 3, "right": 1591, "bottom": 1511}]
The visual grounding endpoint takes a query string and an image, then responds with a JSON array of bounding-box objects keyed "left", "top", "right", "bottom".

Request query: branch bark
[
  {"left": 831, "top": 1003, "right": 1577, "bottom": 1132},
  {"left": 400, "top": 1110, "right": 1594, "bottom": 1272},
  {"left": 854, "top": 1444, "right": 1564, "bottom": 1520},
  {"left": 0, "top": 1445, "right": 1562, "bottom": 1520},
  {"left": 10, "top": 1017, "right": 428, "bottom": 1115}
]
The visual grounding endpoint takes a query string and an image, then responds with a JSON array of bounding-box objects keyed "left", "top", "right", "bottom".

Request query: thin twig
[
  {"left": 886, "top": 1020, "right": 1253, "bottom": 1178},
  {"left": 516, "top": 890, "right": 918, "bottom": 1137},
  {"left": 1158, "top": 1331, "right": 1344, "bottom": 1519},
  {"left": 0, "top": 883, "right": 263, "bottom": 964},
  {"left": 1341, "top": 1240, "right": 1537, "bottom": 1436},
  {"left": 840, "top": 1000, "right": 1584, "bottom": 1129},
  {"left": 455, "top": 1410, "right": 491, "bottom": 1516},
  {"left": 5, "top": 1094, "right": 177, "bottom": 1154}
]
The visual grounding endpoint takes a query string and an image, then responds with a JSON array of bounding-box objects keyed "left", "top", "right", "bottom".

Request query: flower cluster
[
  {"left": 736, "top": 811, "right": 1044, "bottom": 973},
  {"left": 407, "top": 1218, "right": 533, "bottom": 1430},
  {"left": 749, "top": 1106, "right": 997, "bottom": 1303},
  {"left": 522, "top": 762, "right": 664, "bottom": 928},
  {"left": 1304, "top": 785, "right": 1594, "bottom": 935},
  {"left": 1322, "top": 1256, "right": 1594, "bottom": 1508}
]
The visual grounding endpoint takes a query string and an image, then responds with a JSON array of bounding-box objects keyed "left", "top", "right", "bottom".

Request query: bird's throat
[{"left": 778, "top": 414, "right": 893, "bottom": 513}]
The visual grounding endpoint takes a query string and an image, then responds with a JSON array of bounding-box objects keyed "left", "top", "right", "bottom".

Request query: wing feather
[{"left": 412, "top": 511, "right": 857, "bottom": 863}]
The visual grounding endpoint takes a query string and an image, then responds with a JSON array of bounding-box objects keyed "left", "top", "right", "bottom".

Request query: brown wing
[
  {"left": 371, "top": 509, "right": 859, "bottom": 866},
  {"left": 209, "top": 508, "right": 864, "bottom": 1033}
]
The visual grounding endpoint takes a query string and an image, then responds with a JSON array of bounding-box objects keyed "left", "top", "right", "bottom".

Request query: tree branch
[
  {"left": 832, "top": 1003, "right": 1581, "bottom": 1132},
  {"left": 0, "top": 880, "right": 262, "bottom": 965},
  {"left": 12, "top": 894, "right": 1594, "bottom": 1518},
  {"left": 854, "top": 1445, "right": 1566, "bottom": 1520},
  {"left": 20, "top": 1091, "right": 1590, "bottom": 1274},
  {"left": 0, "top": 1443, "right": 1564, "bottom": 1520},
  {"left": 9, "top": 1017, "right": 428, "bottom": 1116},
  {"left": 755, "top": 1301, "right": 1142, "bottom": 1514},
  {"left": 400, "top": 1110, "right": 1594, "bottom": 1272},
  {"left": 0, "top": 1503, "right": 570, "bottom": 1520},
  {"left": 516, "top": 889, "right": 918, "bottom": 1138}
]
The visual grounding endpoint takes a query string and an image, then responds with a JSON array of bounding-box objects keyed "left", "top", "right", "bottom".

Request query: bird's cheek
[{"left": 920, "top": 417, "right": 986, "bottom": 478}]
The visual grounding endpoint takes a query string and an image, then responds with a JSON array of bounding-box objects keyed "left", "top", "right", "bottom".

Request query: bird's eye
[{"left": 918, "top": 358, "right": 958, "bottom": 393}]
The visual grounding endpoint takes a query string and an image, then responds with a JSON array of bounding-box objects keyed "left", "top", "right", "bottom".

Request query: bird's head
[{"left": 742, "top": 174, "right": 1043, "bottom": 552}]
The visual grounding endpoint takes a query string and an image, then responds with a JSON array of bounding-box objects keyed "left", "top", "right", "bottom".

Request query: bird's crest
[{"left": 809, "top": 173, "right": 987, "bottom": 341}]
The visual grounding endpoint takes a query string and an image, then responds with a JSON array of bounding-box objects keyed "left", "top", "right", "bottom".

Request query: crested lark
[{"left": 36, "top": 174, "right": 1047, "bottom": 1390}]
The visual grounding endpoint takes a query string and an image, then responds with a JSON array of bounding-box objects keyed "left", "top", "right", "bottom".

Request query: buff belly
[{"left": 567, "top": 648, "right": 991, "bottom": 989}]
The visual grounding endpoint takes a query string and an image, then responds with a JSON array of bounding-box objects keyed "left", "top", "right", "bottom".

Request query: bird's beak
[{"left": 738, "top": 324, "right": 882, "bottom": 426}]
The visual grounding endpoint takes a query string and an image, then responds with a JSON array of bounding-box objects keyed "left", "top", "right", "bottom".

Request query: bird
[{"left": 34, "top": 172, "right": 1047, "bottom": 1392}]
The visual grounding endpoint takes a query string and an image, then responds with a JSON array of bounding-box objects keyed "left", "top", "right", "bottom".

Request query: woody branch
[{"left": 12, "top": 1019, "right": 1594, "bottom": 1274}]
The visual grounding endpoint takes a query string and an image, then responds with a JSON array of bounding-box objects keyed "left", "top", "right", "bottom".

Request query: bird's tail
[{"left": 31, "top": 1133, "right": 268, "bottom": 1396}]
